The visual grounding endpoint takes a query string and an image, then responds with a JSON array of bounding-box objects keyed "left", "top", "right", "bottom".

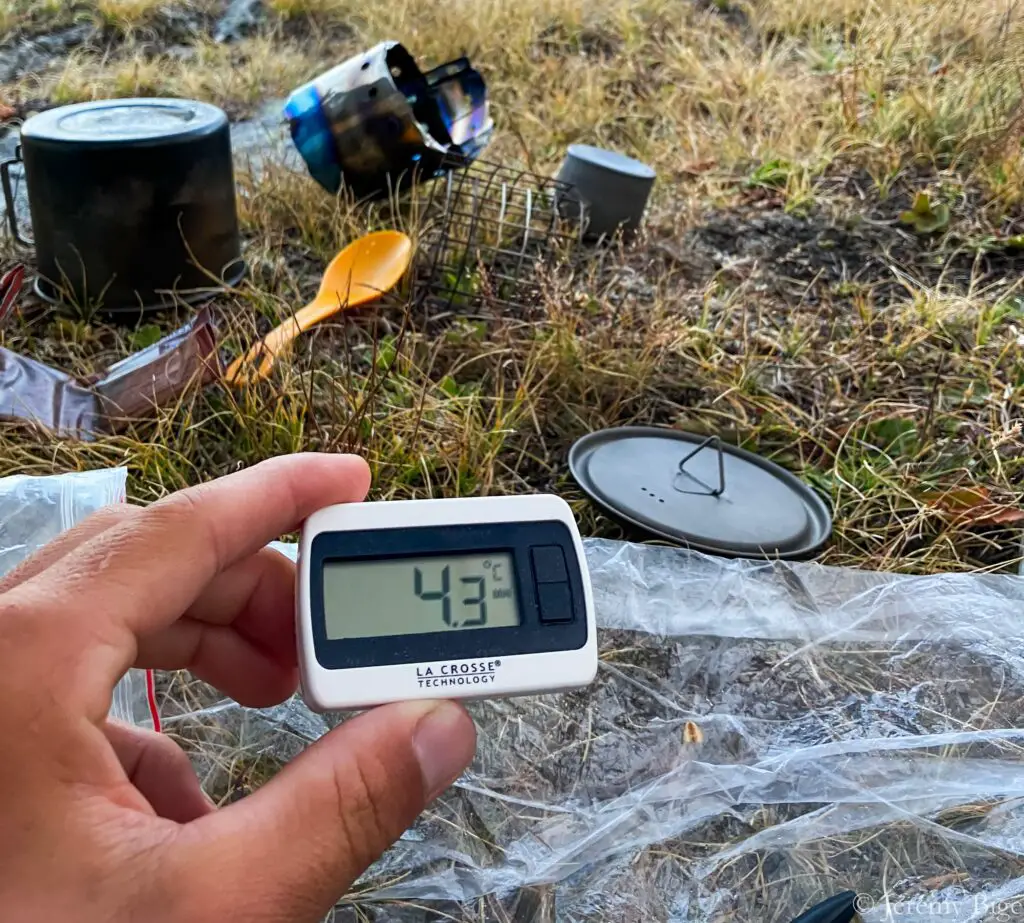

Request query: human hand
[{"left": 0, "top": 453, "right": 477, "bottom": 922}]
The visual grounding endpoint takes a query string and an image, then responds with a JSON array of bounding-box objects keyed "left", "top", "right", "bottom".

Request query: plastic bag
[
  {"left": 154, "top": 538, "right": 1024, "bottom": 921},
  {"left": 0, "top": 467, "right": 152, "bottom": 727}
]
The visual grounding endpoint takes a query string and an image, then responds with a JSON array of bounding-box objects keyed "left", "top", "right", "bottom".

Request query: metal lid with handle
[{"left": 569, "top": 426, "right": 833, "bottom": 560}]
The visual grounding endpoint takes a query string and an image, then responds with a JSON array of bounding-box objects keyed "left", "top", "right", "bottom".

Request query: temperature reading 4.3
[
  {"left": 322, "top": 552, "right": 521, "bottom": 640},
  {"left": 411, "top": 553, "right": 512, "bottom": 626},
  {"left": 413, "top": 556, "right": 515, "bottom": 628}
]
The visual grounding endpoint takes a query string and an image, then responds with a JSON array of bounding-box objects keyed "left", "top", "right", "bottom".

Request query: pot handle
[{"left": 1, "top": 146, "right": 32, "bottom": 248}]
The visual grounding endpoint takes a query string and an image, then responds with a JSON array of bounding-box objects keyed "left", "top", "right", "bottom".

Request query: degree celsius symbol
[{"left": 482, "top": 559, "right": 504, "bottom": 581}]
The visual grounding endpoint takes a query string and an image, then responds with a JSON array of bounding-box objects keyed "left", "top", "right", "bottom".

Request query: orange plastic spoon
[{"left": 225, "top": 230, "right": 413, "bottom": 387}]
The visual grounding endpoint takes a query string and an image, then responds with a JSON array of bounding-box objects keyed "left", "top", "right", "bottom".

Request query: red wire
[{"left": 145, "top": 669, "right": 162, "bottom": 733}]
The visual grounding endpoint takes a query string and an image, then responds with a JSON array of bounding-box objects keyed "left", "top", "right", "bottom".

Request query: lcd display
[{"left": 322, "top": 552, "right": 521, "bottom": 640}]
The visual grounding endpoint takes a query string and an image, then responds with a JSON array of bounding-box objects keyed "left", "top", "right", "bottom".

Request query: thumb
[{"left": 169, "top": 700, "right": 476, "bottom": 922}]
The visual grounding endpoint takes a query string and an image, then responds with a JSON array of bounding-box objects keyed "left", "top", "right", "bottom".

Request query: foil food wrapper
[
  {"left": 0, "top": 308, "right": 221, "bottom": 440},
  {"left": 284, "top": 41, "right": 493, "bottom": 199}
]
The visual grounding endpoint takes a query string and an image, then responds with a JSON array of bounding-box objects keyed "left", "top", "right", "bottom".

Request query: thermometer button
[
  {"left": 531, "top": 545, "right": 569, "bottom": 584},
  {"left": 537, "top": 581, "right": 573, "bottom": 623}
]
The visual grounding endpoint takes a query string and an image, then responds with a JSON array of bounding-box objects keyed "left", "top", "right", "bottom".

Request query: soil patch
[{"left": 658, "top": 174, "right": 1024, "bottom": 307}]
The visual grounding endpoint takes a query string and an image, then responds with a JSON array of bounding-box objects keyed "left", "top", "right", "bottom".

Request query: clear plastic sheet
[
  {"left": 7, "top": 471, "right": 1024, "bottom": 918},
  {"left": 0, "top": 467, "right": 151, "bottom": 726},
  {"left": 159, "top": 539, "right": 1024, "bottom": 921}
]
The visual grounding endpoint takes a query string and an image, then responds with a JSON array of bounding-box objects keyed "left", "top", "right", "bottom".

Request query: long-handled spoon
[{"left": 224, "top": 230, "right": 413, "bottom": 387}]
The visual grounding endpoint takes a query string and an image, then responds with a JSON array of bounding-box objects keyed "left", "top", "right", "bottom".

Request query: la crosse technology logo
[{"left": 415, "top": 659, "right": 502, "bottom": 688}]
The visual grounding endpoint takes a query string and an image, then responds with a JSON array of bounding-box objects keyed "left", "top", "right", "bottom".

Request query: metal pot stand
[{"left": 31, "top": 258, "right": 247, "bottom": 319}]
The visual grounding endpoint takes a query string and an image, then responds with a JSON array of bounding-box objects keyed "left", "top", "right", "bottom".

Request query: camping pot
[
  {"left": 0, "top": 98, "right": 245, "bottom": 322},
  {"left": 555, "top": 144, "right": 656, "bottom": 240}
]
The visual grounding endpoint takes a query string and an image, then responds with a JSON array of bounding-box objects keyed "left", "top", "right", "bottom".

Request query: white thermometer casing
[{"left": 297, "top": 494, "right": 597, "bottom": 711}]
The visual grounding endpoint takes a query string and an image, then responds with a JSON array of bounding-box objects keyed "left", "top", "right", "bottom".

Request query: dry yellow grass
[
  {"left": 0, "top": 0, "right": 1023, "bottom": 574},
  {"left": 8, "top": 0, "right": 1024, "bottom": 184},
  {"left": 94, "top": 0, "right": 165, "bottom": 25},
  {"left": 264, "top": 0, "right": 345, "bottom": 19},
  {"left": 43, "top": 38, "right": 316, "bottom": 108}
]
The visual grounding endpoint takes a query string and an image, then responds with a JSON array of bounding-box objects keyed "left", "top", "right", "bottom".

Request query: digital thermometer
[{"left": 297, "top": 495, "right": 597, "bottom": 711}]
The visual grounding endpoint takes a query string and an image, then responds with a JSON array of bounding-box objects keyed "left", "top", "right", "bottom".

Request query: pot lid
[
  {"left": 21, "top": 98, "right": 228, "bottom": 147},
  {"left": 565, "top": 144, "right": 656, "bottom": 181},
  {"left": 568, "top": 426, "right": 832, "bottom": 559}
]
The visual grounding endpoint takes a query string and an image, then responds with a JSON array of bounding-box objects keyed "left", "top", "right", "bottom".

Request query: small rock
[
  {"left": 214, "top": 0, "right": 264, "bottom": 43},
  {"left": 0, "top": 23, "right": 96, "bottom": 83},
  {"left": 32, "top": 23, "right": 94, "bottom": 54},
  {"left": 165, "top": 44, "right": 197, "bottom": 61}
]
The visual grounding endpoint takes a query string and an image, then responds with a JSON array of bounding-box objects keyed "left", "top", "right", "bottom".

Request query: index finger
[{"left": 4, "top": 453, "right": 370, "bottom": 707}]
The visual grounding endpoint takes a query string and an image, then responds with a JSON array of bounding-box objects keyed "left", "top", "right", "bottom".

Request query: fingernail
[{"left": 412, "top": 701, "right": 476, "bottom": 801}]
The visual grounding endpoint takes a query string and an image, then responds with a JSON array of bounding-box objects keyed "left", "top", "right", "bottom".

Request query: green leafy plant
[
  {"left": 899, "top": 192, "right": 950, "bottom": 235},
  {"left": 863, "top": 417, "right": 919, "bottom": 457},
  {"left": 972, "top": 234, "right": 1024, "bottom": 253},
  {"left": 747, "top": 158, "right": 793, "bottom": 190},
  {"left": 53, "top": 316, "right": 94, "bottom": 346},
  {"left": 374, "top": 336, "right": 397, "bottom": 372},
  {"left": 127, "top": 323, "right": 163, "bottom": 352}
]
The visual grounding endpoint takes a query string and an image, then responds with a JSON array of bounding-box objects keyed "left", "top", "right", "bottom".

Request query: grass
[
  {"left": 44, "top": 37, "right": 315, "bottom": 108},
  {"left": 0, "top": 0, "right": 1021, "bottom": 562},
  {"left": 93, "top": 0, "right": 166, "bottom": 26},
  {"left": 5, "top": 0, "right": 1024, "bottom": 915}
]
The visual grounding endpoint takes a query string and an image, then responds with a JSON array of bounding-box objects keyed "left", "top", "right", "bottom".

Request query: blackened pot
[{"left": 2, "top": 98, "right": 245, "bottom": 323}]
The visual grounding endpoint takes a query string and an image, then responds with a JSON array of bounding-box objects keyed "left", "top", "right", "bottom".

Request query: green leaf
[
  {"left": 970, "top": 234, "right": 1024, "bottom": 254},
  {"left": 128, "top": 323, "right": 163, "bottom": 352},
  {"left": 747, "top": 158, "right": 792, "bottom": 189},
  {"left": 985, "top": 234, "right": 1024, "bottom": 251},
  {"left": 444, "top": 320, "right": 487, "bottom": 345},
  {"left": 863, "top": 417, "right": 918, "bottom": 456},
  {"left": 917, "top": 205, "right": 948, "bottom": 233},
  {"left": 899, "top": 192, "right": 949, "bottom": 235},
  {"left": 54, "top": 317, "right": 94, "bottom": 345},
  {"left": 374, "top": 337, "right": 397, "bottom": 372}
]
